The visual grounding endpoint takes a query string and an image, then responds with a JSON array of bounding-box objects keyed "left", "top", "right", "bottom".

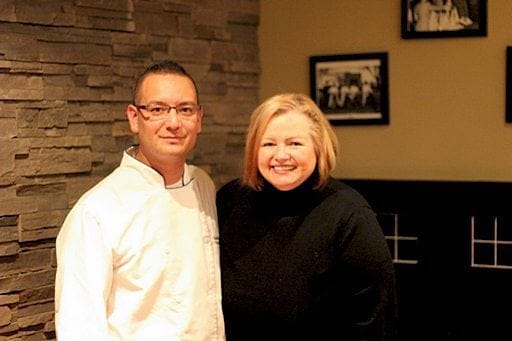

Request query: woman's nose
[{"left": 275, "top": 145, "right": 291, "bottom": 160}]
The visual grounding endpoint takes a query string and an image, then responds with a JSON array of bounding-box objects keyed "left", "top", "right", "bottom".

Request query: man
[{"left": 54, "top": 60, "right": 225, "bottom": 340}]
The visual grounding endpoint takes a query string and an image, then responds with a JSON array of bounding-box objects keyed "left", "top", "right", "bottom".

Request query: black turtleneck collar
[
  {"left": 259, "top": 171, "right": 318, "bottom": 193},
  {"left": 253, "top": 174, "right": 324, "bottom": 218}
]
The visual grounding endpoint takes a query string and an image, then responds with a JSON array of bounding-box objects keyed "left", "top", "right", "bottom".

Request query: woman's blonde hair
[{"left": 243, "top": 93, "right": 339, "bottom": 190}]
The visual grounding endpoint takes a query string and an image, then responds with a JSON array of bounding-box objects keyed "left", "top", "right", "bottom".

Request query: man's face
[{"left": 126, "top": 73, "right": 203, "bottom": 166}]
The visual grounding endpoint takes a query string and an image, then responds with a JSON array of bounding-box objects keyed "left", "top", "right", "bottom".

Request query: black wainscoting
[{"left": 342, "top": 179, "right": 512, "bottom": 340}]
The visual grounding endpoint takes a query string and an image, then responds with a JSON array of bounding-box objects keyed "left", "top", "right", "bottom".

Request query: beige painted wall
[{"left": 259, "top": 0, "right": 512, "bottom": 181}]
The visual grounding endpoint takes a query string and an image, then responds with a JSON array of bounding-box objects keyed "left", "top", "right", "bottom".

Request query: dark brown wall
[{"left": 0, "top": 1, "right": 259, "bottom": 338}]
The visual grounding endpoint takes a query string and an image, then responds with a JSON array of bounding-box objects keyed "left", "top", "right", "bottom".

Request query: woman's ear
[{"left": 126, "top": 104, "right": 140, "bottom": 134}]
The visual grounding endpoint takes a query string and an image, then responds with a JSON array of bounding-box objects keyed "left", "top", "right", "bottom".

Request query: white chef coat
[{"left": 55, "top": 149, "right": 225, "bottom": 340}]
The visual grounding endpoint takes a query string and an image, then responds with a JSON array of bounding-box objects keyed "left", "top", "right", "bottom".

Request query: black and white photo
[
  {"left": 402, "top": 0, "right": 487, "bottom": 39},
  {"left": 506, "top": 47, "right": 512, "bottom": 123},
  {"left": 309, "top": 52, "right": 389, "bottom": 125}
]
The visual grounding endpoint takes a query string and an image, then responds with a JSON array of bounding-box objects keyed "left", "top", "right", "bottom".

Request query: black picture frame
[
  {"left": 309, "top": 52, "right": 389, "bottom": 126},
  {"left": 506, "top": 47, "right": 512, "bottom": 123},
  {"left": 401, "top": 0, "right": 487, "bottom": 39}
]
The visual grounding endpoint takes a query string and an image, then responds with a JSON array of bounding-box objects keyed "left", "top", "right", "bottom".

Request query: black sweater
[{"left": 217, "top": 177, "right": 396, "bottom": 340}]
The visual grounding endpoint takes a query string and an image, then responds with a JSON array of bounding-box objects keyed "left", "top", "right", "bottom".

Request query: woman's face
[{"left": 257, "top": 110, "right": 317, "bottom": 191}]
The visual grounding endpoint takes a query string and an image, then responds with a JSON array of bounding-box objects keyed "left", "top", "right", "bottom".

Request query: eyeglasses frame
[{"left": 135, "top": 103, "right": 202, "bottom": 121}]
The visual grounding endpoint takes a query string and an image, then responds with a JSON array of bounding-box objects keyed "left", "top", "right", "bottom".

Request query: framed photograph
[
  {"left": 401, "top": 0, "right": 487, "bottom": 39},
  {"left": 309, "top": 52, "right": 389, "bottom": 125},
  {"left": 506, "top": 47, "right": 512, "bottom": 123}
]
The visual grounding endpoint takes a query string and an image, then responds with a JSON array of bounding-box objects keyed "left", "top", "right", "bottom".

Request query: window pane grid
[
  {"left": 471, "top": 215, "right": 512, "bottom": 270},
  {"left": 379, "top": 213, "right": 418, "bottom": 265}
]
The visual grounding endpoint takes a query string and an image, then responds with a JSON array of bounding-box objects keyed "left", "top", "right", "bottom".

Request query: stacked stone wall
[{"left": 0, "top": 1, "right": 259, "bottom": 339}]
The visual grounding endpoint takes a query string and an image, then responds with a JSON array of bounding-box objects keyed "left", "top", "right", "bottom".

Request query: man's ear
[
  {"left": 196, "top": 106, "right": 204, "bottom": 134},
  {"left": 126, "top": 104, "right": 140, "bottom": 133}
]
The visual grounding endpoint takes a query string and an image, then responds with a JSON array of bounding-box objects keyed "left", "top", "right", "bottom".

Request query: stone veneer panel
[{"left": 0, "top": 1, "right": 260, "bottom": 339}]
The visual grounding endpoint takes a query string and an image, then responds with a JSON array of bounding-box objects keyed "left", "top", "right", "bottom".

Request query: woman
[{"left": 217, "top": 93, "right": 396, "bottom": 340}]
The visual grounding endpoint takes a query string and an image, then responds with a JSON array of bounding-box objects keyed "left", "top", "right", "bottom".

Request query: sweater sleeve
[
  {"left": 216, "top": 179, "right": 239, "bottom": 227},
  {"left": 337, "top": 205, "right": 397, "bottom": 341}
]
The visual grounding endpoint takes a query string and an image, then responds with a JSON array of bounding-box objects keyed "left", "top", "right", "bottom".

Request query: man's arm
[{"left": 55, "top": 205, "right": 113, "bottom": 340}]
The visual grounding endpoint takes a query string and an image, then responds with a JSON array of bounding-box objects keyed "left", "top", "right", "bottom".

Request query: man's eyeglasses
[{"left": 135, "top": 103, "right": 201, "bottom": 121}]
